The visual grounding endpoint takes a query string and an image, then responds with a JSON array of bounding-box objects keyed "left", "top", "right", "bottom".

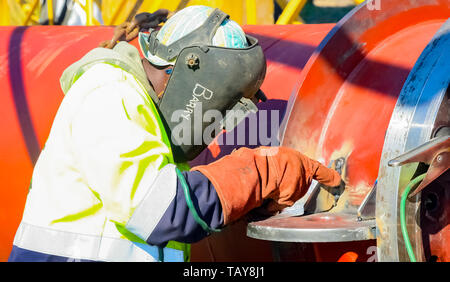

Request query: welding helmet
[{"left": 138, "top": 6, "right": 267, "bottom": 161}]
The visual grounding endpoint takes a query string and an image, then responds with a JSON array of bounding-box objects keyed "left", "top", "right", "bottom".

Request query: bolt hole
[{"left": 424, "top": 192, "right": 439, "bottom": 212}]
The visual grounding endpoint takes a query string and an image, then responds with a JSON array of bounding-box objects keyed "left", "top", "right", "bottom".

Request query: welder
[{"left": 9, "top": 5, "right": 343, "bottom": 262}]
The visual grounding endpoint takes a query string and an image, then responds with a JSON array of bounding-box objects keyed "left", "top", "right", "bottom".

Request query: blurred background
[{"left": 0, "top": 0, "right": 363, "bottom": 26}]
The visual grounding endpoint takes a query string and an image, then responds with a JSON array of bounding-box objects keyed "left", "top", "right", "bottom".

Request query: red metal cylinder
[{"left": 280, "top": 0, "right": 450, "bottom": 262}]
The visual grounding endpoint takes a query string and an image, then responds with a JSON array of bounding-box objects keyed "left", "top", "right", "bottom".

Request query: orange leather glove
[{"left": 192, "top": 146, "right": 342, "bottom": 225}]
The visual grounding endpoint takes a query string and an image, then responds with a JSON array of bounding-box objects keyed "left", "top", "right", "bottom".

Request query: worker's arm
[
  {"left": 192, "top": 147, "right": 342, "bottom": 225},
  {"left": 146, "top": 170, "right": 223, "bottom": 245},
  {"left": 142, "top": 146, "right": 343, "bottom": 246}
]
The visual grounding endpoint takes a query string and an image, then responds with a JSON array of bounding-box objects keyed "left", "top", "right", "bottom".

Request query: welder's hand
[
  {"left": 192, "top": 146, "right": 343, "bottom": 225},
  {"left": 99, "top": 9, "right": 172, "bottom": 49}
]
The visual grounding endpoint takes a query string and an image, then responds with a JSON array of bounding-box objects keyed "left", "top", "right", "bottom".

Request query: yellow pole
[
  {"left": 125, "top": 0, "right": 144, "bottom": 22},
  {"left": 176, "top": 0, "right": 189, "bottom": 12},
  {"left": 148, "top": 0, "right": 164, "bottom": 13},
  {"left": 354, "top": 0, "right": 365, "bottom": 4},
  {"left": 245, "top": 0, "right": 257, "bottom": 24},
  {"left": 276, "top": 0, "right": 307, "bottom": 24},
  {"left": 73, "top": 0, "right": 85, "bottom": 9},
  {"left": 47, "top": 0, "right": 54, "bottom": 25},
  {"left": 109, "top": 0, "right": 127, "bottom": 25},
  {"left": 23, "top": 0, "right": 40, "bottom": 25},
  {"left": 275, "top": 0, "right": 288, "bottom": 9},
  {"left": 0, "top": 0, "right": 9, "bottom": 25},
  {"left": 86, "top": 0, "right": 93, "bottom": 25}
]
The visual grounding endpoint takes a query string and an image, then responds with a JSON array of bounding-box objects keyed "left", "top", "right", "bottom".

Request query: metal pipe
[
  {"left": 276, "top": 0, "right": 307, "bottom": 25},
  {"left": 148, "top": 0, "right": 164, "bottom": 13},
  {"left": 0, "top": 0, "right": 7, "bottom": 25},
  {"left": 125, "top": 0, "right": 144, "bottom": 22},
  {"left": 109, "top": 0, "right": 128, "bottom": 25},
  {"left": 246, "top": 0, "right": 257, "bottom": 24},
  {"left": 176, "top": 0, "right": 190, "bottom": 12},
  {"left": 47, "top": 0, "right": 54, "bottom": 25},
  {"left": 73, "top": 0, "right": 85, "bottom": 9},
  {"left": 275, "top": 0, "right": 289, "bottom": 9},
  {"left": 86, "top": 0, "right": 93, "bottom": 26},
  {"left": 23, "top": 0, "right": 40, "bottom": 26}
]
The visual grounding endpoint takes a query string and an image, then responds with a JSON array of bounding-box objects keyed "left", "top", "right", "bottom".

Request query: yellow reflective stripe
[
  {"left": 111, "top": 161, "right": 133, "bottom": 187},
  {"left": 50, "top": 187, "right": 103, "bottom": 224},
  {"left": 125, "top": 164, "right": 178, "bottom": 242},
  {"left": 120, "top": 140, "right": 164, "bottom": 158},
  {"left": 121, "top": 99, "right": 131, "bottom": 120},
  {"left": 166, "top": 240, "right": 190, "bottom": 262},
  {"left": 159, "top": 155, "right": 170, "bottom": 170},
  {"left": 112, "top": 220, "right": 148, "bottom": 245},
  {"left": 114, "top": 221, "right": 185, "bottom": 262},
  {"left": 134, "top": 103, "right": 174, "bottom": 164},
  {"left": 72, "top": 62, "right": 173, "bottom": 163},
  {"left": 130, "top": 155, "right": 159, "bottom": 200},
  {"left": 70, "top": 68, "right": 86, "bottom": 87},
  {"left": 50, "top": 202, "right": 102, "bottom": 224},
  {"left": 119, "top": 161, "right": 133, "bottom": 174},
  {"left": 135, "top": 91, "right": 173, "bottom": 161},
  {"left": 136, "top": 104, "right": 158, "bottom": 136},
  {"left": 176, "top": 162, "right": 191, "bottom": 172}
]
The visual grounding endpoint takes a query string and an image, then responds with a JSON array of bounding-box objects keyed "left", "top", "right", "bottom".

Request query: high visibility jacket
[{"left": 9, "top": 42, "right": 197, "bottom": 262}]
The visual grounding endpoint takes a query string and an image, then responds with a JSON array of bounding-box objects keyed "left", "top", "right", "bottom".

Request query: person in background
[{"left": 39, "top": 0, "right": 103, "bottom": 25}]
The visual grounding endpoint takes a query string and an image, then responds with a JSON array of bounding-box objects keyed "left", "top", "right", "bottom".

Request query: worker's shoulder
[
  {"left": 82, "top": 42, "right": 142, "bottom": 67},
  {"left": 66, "top": 63, "right": 145, "bottom": 102},
  {"left": 83, "top": 42, "right": 143, "bottom": 68},
  {"left": 60, "top": 42, "right": 147, "bottom": 95},
  {"left": 112, "top": 41, "right": 142, "bottom": 62}
]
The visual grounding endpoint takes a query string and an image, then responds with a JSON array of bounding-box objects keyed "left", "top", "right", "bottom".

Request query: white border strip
[
  {"left": 14, "top": 222, "right": 158, "bottom": 262},
  {"left": 126, "top": 164, "right": 178, "bottom": 241}
]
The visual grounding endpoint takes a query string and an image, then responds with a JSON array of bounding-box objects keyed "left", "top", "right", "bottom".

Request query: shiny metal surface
[
  {"left": 388, "top": 135, "right": 450, "bottom": 198},
  {"left": 247, "top": 213, "right": 376, "bottom": 242},
  {"left": 357, "top": 181, "right": 376, "bottom": 221},
  {"left": 280, "top": 0, "right": 449, "bottom": 215},
  {"left": 376, "top": 18, "right": 450, "bottom": 262},
  {"left": 302, "top": 159, "right": 344, "bottom": 215},
  {"left": 247, "top": 1, "right": 449, "bottom": 258},
  {"left": 388, "top": 135, "right": 450, "bottom": 168}
]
